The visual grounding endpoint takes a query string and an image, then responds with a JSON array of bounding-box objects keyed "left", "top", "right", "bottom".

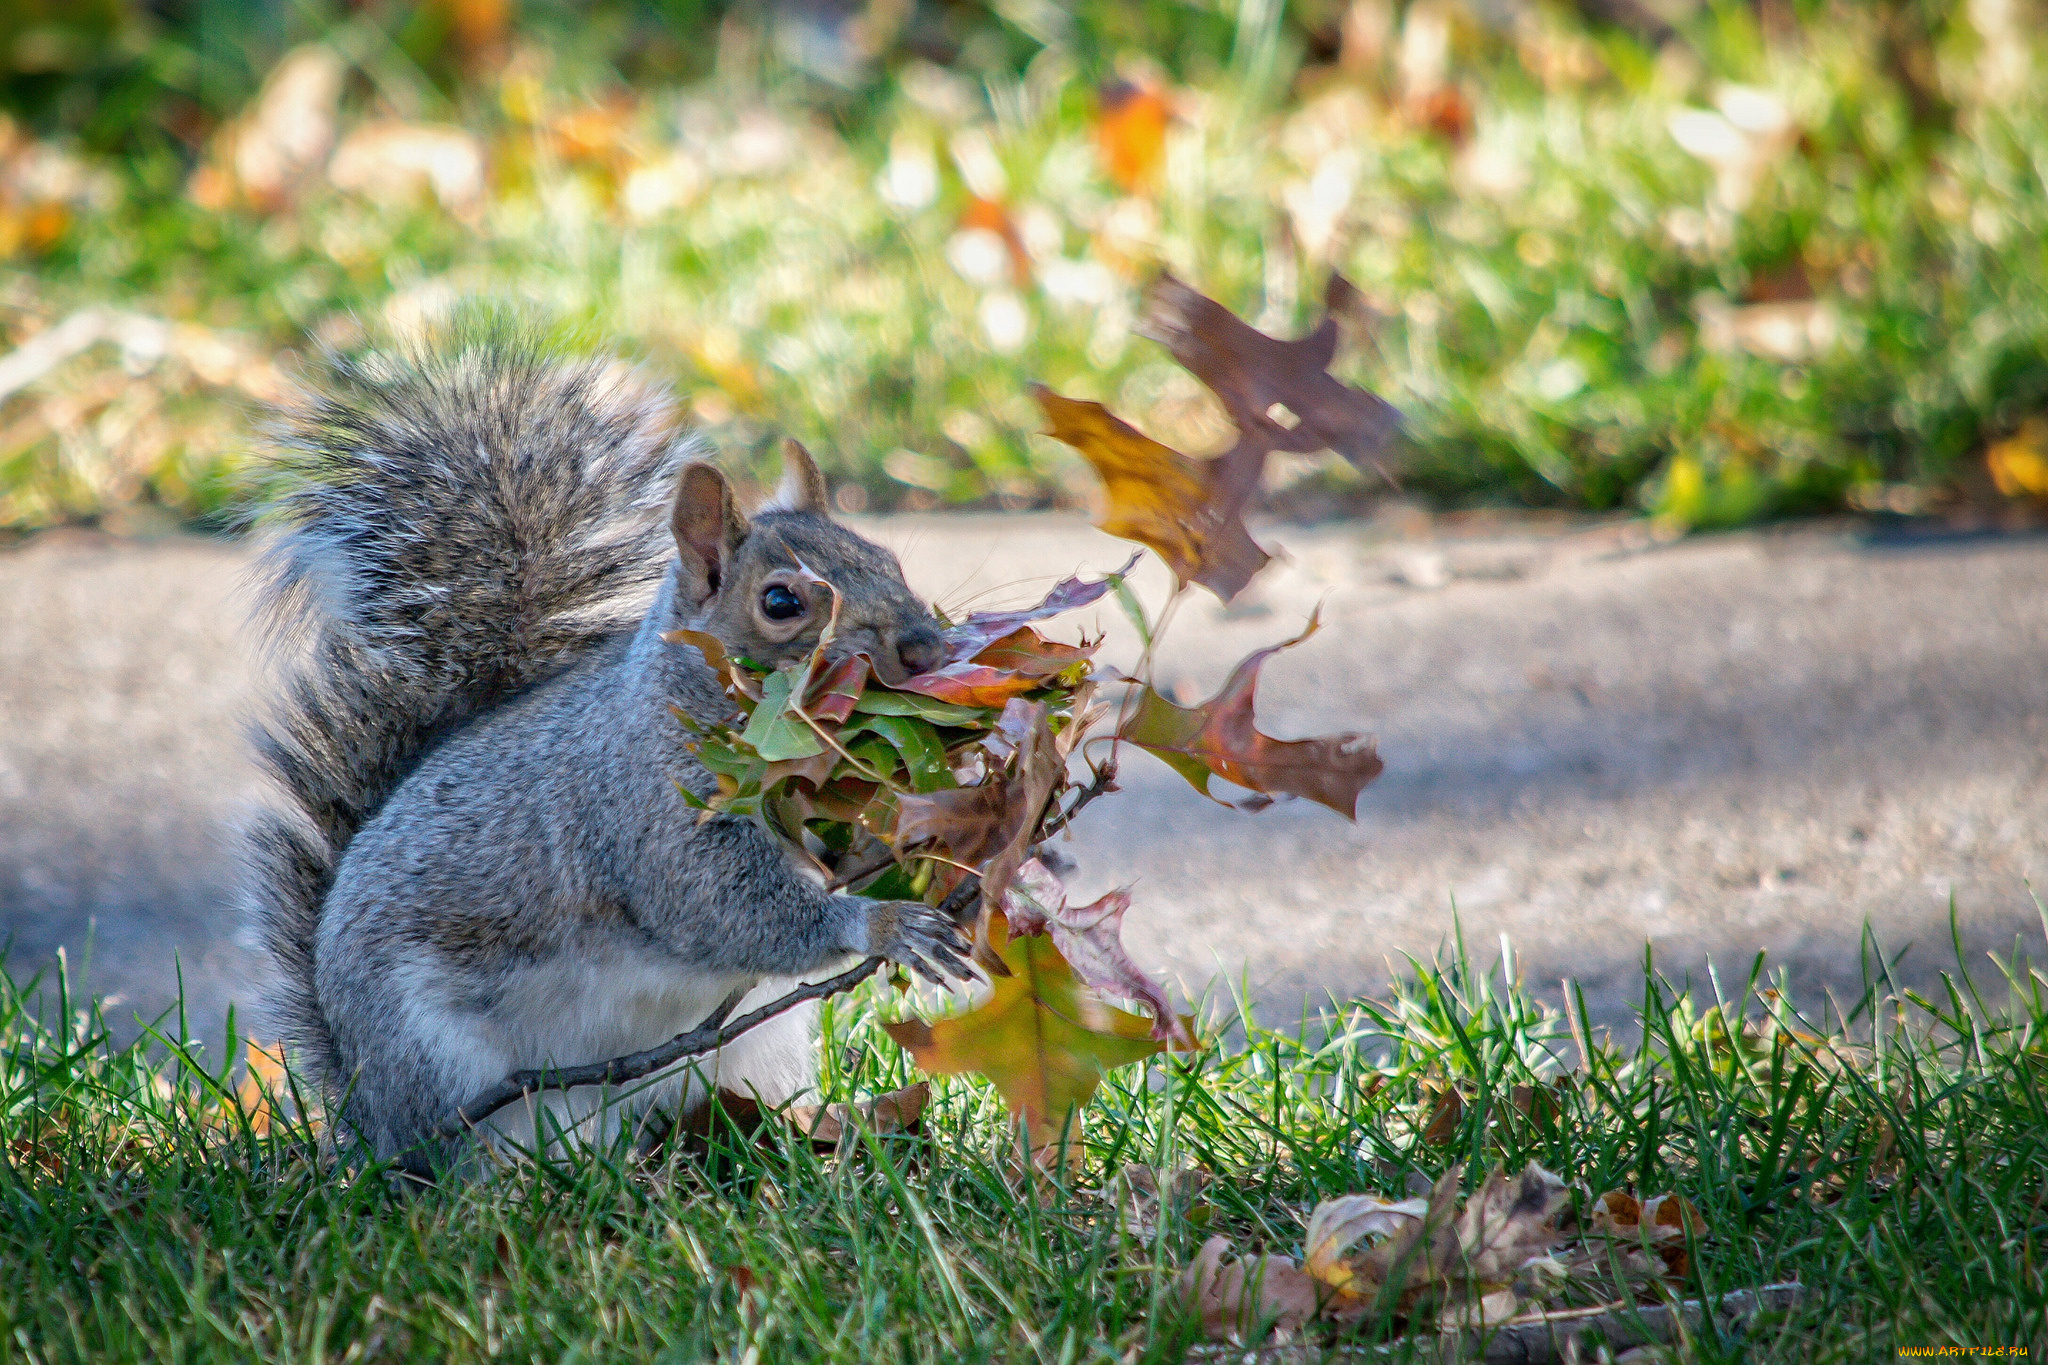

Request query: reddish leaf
[
  {"left": 1034, "top": 386, "right": 1271, "bottom": 601},
  {"left": 801, "top": 653, "right": 870, "bottom": 724},
  {"left": 890, "top": 628, "right": 1095, "bottom": 707},
  {"left": 1139, "top": 273, "right": 1403, "bottom": 516},
  {"left": 970, "top": 627, "right": 1095, "bottom": 676},
  {"left": 1117, "top": 612, "right": 1383, "bottom": 818},
  {"left": 1004, "top": 857, "right": 1193, "bottom": 1046}
]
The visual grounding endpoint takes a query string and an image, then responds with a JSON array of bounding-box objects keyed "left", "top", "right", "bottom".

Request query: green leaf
[
  {"left": 1114, "top": 575, "right": 1154, "bottom": 651},
  {"left": 740, "top": 668, "right": 827, "bottom": 761},
  {"left": 852, "top": 691, "right": 995, "bottom": 726},
  {"left": 845, "top": 714, "right": 956, "bottom": 792},
  {"left": 846, "top": 736, "right": 902, "bottom": 784}
]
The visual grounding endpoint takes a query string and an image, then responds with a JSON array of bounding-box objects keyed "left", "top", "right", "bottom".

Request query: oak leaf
[
  {"left": 1002, "top": 857, "right": 1192, "bottom": 1045},
  {"left": 1175, "top": 1236, "right": 1322, "bottom": 1343},
  {"left": 1140, "top": 272, "right": 1403, "bottom": 516},
  {"left": 881, "top": 913, "right": 1162, "bottom": 1151},
  {"left": 1117, "top": 611, "right": 1383, "bottom": 817},
  {"left": 1034, "top": 386, "right": 1271, "bottom": 600}
]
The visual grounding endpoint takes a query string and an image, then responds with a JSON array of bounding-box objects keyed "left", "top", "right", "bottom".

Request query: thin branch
[
  {"left": 440, "top": 955, "right": 887, "bottom": 1139},
  {"left": 824, "top": 837, "right": 899, "bottom": 891}
]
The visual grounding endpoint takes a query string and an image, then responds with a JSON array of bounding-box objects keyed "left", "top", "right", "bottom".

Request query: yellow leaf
[
  {"left": 883, "top": 914, "right": 1161, "bottom": 1151},
  {"left": 1034, "top": 386, "right": 1270, "bottom": 601},
  {"left": 1987, "top": 419, "right": 2048, "bottom": 499}
]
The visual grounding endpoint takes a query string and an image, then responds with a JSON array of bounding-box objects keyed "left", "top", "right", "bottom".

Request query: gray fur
[{"left": 244, "top": 332, "right": 964, "bottom": 1169}]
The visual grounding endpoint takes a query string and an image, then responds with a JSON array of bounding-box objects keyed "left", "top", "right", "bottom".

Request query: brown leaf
[
  {"left": 892, "top": 781, "right": 1012, "bottom": 867},
  {"left": 1176, "top": 1236, "right": 1322, "bottom": 1342},
  {"left": 1003, "top": 857, "right": 1193, "bottom": 1045},
  {"left": 1589, "top": 1189, "right": 1641, "bottom": 1234},
  {"left": 1422, "top": 1085, "right": 1467, "bottom": 1145},
  {"left": 1140, "top": 272, "right": 1403, "bottom": 513},
  {"left": 970, "top": 702, "right": 1064, "bottom": 970},
  {"left": 1310, "top": 1165, "right": 1464, "bottom": 1321},
  {"left": 783, "top": 1081, "right": 930, "bottom": 1147},
  {"left": 1116, "top": 611, "right": 1383, "bottom": 818},
  {"left": 1305, "top": 1163, "right": 1568, "bottom": 1326},
  {"left": 1304, "top": 1193, "right": 1430, "bottom": 1292},
  {"left": 1449, "top": 1164, "right": 1572, "bottom": 1285},
  {"left": 889, "top": 701, "right": 1063, "bottom": 971},
  {"left": 1116, "top": 1163, "right": 1214, "bottom": 1241},
  {"left": 1034, "top": 387, "right": 1272, "bottom": 601}
]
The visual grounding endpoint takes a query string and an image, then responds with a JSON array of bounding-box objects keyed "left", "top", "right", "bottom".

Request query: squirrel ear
[
  {"left": 671, "top": 464, "right": 749, "bottom": 603},
  {"left": 766, "top": 439, "right": 831, "bottom": 515}
]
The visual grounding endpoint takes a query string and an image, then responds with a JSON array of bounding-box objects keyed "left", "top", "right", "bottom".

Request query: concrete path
[{"left": 3, "top": 514, "right": 2044, "bottom": 1047}]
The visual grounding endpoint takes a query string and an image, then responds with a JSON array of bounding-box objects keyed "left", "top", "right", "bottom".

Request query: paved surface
[{"left": 3, "top": 514, "right": 2045, "bottom": 1047}]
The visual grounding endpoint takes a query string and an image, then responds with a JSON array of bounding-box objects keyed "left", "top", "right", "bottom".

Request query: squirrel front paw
[{"left": 859, "top": 899, "right": 975, "bottom": 985}]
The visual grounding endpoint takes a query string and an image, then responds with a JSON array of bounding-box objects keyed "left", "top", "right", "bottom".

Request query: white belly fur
[{"left": 452, "top": 953, "right": 824, "bottom": 1159}]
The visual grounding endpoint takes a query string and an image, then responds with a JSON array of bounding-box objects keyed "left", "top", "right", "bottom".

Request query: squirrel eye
[{"left": 760, "top": 583, "right": 805, "bottom": 621}]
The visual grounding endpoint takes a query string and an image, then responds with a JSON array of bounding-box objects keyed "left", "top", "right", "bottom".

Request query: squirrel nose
[{"left": 894, "top": 625, "right": 945, "bottom": 678}]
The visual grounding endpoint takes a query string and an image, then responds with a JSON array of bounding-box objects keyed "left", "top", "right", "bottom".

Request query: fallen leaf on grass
[
  {"left": 1117, "top": 611, "right": 1383, "bottom": 818},
  {"left": 1184, "top": 1163, "right": 1574, "bottom": 1344},
  {"left": 783, "top": 1081, "right": 930, "bottom": 1146},
  {"left": 1421, "top": 1083, "right": 1467, "bottom": 1144},
  {"left": 1116, "top": 1163, "right": 1214, "bottom": 1241},
  {"left": 1303, "top": 1193, "right": 1431, "bottom": 1289},
  {"left": 1177, "top": 1235, "right": 1322, "bottom": 1342},
  {"left": 882, "top": 912, "right": 1162, "bottom": 1153},
  {"left": 1587, "top": 1188, "right": 1706, "bottom": 1278}
]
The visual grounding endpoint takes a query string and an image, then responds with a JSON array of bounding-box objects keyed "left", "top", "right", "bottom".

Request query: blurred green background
[{"left": 2, "top": 0, "right": 2045, "bottom": 532}]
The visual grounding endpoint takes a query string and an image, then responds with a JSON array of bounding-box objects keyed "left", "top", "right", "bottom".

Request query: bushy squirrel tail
[{"left": 243, "top": 324, "right": 696, "bottom": 1088}]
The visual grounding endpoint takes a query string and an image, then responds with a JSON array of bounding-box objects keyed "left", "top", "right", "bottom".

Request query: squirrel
[{"left": 242, "top": 329, "right": 973, "bottom": 1172}]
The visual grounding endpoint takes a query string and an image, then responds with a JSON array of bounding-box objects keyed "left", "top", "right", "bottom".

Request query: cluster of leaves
[
  {"left": 665, "top": 278, "right": 1392, "bottom": 1157},
  {"left": 1174, "top": 1160, "right": 1716, "bottom": 1345}
]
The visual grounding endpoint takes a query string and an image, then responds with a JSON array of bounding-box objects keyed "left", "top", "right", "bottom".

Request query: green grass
[
  {"left": 2, "top": 918, "right": 2043, "bottom": 1362},
  {"left": 3, "top": 2, "right": 2047, "bottom": 532}
]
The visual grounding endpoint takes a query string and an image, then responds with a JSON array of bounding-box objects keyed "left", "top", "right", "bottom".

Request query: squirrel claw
[{"left": 874, "top": 900, "right": 976, "bottom": 985}]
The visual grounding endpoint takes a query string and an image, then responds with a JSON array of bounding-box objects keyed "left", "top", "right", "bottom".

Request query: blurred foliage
[{"left": 1, "top": 0, "right": 2045, "bottom": 531}]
